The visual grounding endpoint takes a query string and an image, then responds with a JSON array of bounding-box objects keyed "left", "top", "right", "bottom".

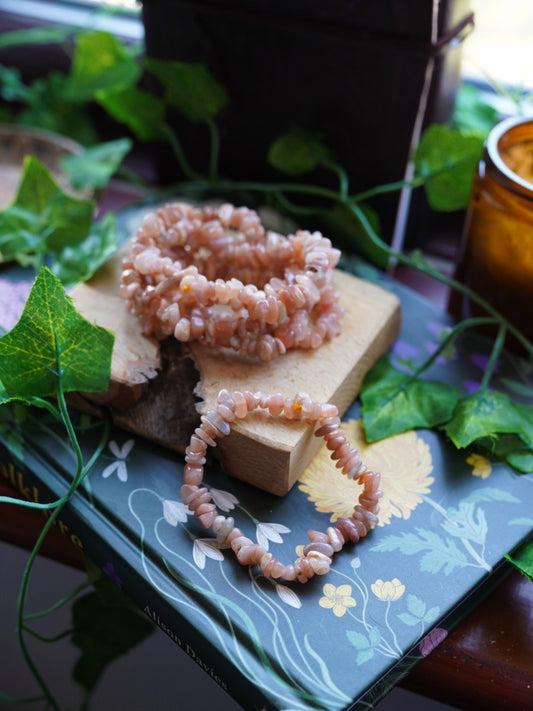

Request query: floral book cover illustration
[{"left": 1, "top": 252, "right": 532, "bottom": 711}]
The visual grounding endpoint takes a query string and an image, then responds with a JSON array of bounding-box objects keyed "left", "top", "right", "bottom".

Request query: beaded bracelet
[
  {"left": 120, "top": 202, "right": 344, "bottom": 362},
  {"left": 181, "top": 389, "right": 381, "bottom": 583}
]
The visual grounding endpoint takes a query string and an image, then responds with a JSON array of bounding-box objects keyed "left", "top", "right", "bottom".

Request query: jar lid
[{"left": 486, "top": 115, "right": 533, "bottom": 194}]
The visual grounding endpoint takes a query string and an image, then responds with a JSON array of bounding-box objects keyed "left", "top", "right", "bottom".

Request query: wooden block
[{"left": 71, "top": 242, "right": 401, "bottom": 495}]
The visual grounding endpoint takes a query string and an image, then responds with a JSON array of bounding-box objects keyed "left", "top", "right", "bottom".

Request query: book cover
[{"left": 1, "top": 249, "right": 532, "bottom": 710}]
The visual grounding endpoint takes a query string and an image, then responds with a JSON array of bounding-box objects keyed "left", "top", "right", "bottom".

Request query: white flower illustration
[
  {"left": 274, "top": 582, "right": 302, "bottom": 609},
  {"left": 163, "top": 499, "right": 190, "bottom": 526},
  {"left": 209, "top": 488, "right": 239, "bottom": 512},
  {"left": 193, "top": 538, "right": 225, "bottom": 569},
  {"left": 256, "top": 521, "right": 291, "bottom": 550},
  {"left": 102, "top": 439, "right": 135, "bottom": 482}
]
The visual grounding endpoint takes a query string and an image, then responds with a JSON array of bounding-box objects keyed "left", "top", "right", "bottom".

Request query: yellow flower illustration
[
  {"left": 319, "top": 583, "right": 356, "bottom": 617},
  {"left": 299, "top": 419, "right": 434, "bottom": 526},
  {"left": 371, "top": 578, "right": 405, "bottom": 601},
  {"left": 467, "top": 452, "right": 492, "bottom": 479}
]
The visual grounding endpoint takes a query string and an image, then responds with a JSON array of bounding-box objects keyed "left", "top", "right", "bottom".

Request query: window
[
  {"left": 463, "top": 1, "right": 533, "bottom": 101},
  {"left": 0, "top": 0, "right": 142, "bottom": 40}
]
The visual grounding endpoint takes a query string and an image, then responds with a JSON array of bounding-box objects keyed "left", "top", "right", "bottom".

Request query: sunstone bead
[{"left": 176, "top": 384, "right": 382, "bottom": 584}]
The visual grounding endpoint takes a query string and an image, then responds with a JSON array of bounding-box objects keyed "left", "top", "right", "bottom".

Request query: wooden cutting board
[{"left": 71, "top": 240, "right": 401, "bottom": 495}]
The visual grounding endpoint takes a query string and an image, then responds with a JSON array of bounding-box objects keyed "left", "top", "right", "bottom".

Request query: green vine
[{"left": 0, "top": 269, "right": 152, "bottom": 708}]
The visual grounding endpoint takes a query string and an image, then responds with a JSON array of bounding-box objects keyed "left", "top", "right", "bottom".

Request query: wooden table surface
[{"left": 1, "top": 182, "right": 532, "bottom": 710}]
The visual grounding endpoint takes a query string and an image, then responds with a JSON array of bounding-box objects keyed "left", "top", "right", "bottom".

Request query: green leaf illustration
[
  {"left": 0, "top": 156, "right": 94, "bottom": 263},
  {"left": 346, "top": 627, "right": 381, "bottom": 665},
  {"left": 360, "top": 355, "right": 461, "bottom": 441},
  {"left": 462, "top": 486, "right": 520, "bottom": 506},
  {"left": 371, "top": 528, "right": 468, "bottom": 575},
  {"left": 398, "top": 594, "right": 440, "bottom": 627},
  {"left": 414, "top": 124, "right": 484, "bottom": 211},
  {"left": 509, "top": 518, "right": 533, "bottom": 526},
  {"left": 268, "top": 129, "right": 331, "bottom": 176},
  {"left": 60, "top": 138, "right": 133, "bottom": 190},
  {"left": 0, "top": 267, "right": 114, "bottom": 397},
  {"left": 64, "top": 30, "right": 141, "bottom": 101},
  {"left": 146, "top": 58, "right": 228, "bottom": 123},
  {"left": 441, "top": 502, "right": 487, "bottom": 544}
]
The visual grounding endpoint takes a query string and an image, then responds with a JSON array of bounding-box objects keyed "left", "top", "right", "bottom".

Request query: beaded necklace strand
[
  {"left": 120, "top": 202, "right": 344, "bottom": 362},
  {"left": 121, "top": 203, "right": 381, "bottom": 582},
  {"left": 182, "top": 389, "right": 381, "bottom": 584}
]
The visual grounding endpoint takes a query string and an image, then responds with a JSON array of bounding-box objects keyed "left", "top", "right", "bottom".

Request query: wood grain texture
[
  {"left": 402, "top": 568, "right": 533, "bottom": 711},
  {"left": 191, "top": 269, "right": 401, "bottom": 493},
  {"left": 71, "top": 246, "right": 401, "bottom": 494}
]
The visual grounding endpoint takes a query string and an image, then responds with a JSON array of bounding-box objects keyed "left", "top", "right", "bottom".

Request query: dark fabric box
[{"left": 141, "top": 0, "right": 473, "bottom": 242}]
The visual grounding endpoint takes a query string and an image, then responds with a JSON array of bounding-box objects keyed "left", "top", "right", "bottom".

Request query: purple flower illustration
[
  {"left": 419, "top": 627, "right": 448, "bottom": 657},
  {"left": 392, "top": 340, "right": 419, "bottom": 373},
  {"left": 102, "top": 561, "right": 123, "bottom": 588},
  {"left": 424, "top": 342, "right": 447, "bottom": 366},
  {"left": 464, "top": 379, "right": 482, "bottom": 394},
  {"left": 393, "top": 340, "right": 419, "bottom": 361},
  {"left": 471, "top": 353, "right": 500, "bottom": 374},
  {"left": 427, "top": 321, "right": 449, "bottom": 338}
]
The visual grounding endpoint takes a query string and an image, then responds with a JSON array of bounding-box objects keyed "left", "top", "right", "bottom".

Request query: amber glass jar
[{"left": 453, "top": 116, "right": 533, "bottom": 345}]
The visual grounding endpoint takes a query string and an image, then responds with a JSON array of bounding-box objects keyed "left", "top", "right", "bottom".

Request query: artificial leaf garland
[
  {"left": 0, "top": 267, "right": 114, "bottom": 397},
  {"left": 0, "top": 158, "right": 118, "bottom": 285}
]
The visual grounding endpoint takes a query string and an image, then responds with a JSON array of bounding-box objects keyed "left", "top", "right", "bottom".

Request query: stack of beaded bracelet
[
  {"left": 120, "top": 202, "right": 344, "bottom": 362},
  {"left": 181, "top": 389, "right": 381, "bottom": 583}
]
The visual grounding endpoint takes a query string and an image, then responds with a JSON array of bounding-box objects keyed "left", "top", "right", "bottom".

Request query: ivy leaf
[
  {"left": 0, "top": 156, "right": 94, "bottom": 263},
  {"left": 414, "top": 124, "right": 484, "bottom": 211},
  {"left": 0, "top": 267, "right": 114, "bottom": 398},
  {"left": 475, "top": 433, "right": 533, "bottom": 474},
  {"left": 63, "top": 30, "right": 141, "bottom": 101},
  {"left": 60, "top": 138, "right": 133, "bottom": 190},
  {"left": 267, "top": 129, "right": 331, "bottom": 176},
  {"left": 16, "top": 72, "right": 99, "bottom": 145},
  {"left": 0, "top": 65, "right": 33, "bottom": 103},
  {"left": 50, "top": 212, "right": 118, "bottom": 287},
  {"left": 71, "top": 576, "right": 153, "bottom": 693},
  {"left": 453, "top": 83, "right": 499, "bottom": 138},
  {"left": 360, "top": 355, "right": 461, "bottom": 442},
  {"left": 321, "top": 202, "right": 388, "bottom": 268},
  {"left": 504, "top": 539, "right": 533, "bottom": 582},
  {"left": 96, "top": 85, "right": 167, "bottom": 142},
  {"left": 443, "top": 390, "right": 533, "bottom": 450},
  {"left": 146, "top": 58, "right": 228, "bottom": 123}
]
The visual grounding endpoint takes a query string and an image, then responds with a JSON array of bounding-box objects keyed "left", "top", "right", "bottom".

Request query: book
[{"left": 1, "top": 231, "right": 532, "bottom": 710}]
